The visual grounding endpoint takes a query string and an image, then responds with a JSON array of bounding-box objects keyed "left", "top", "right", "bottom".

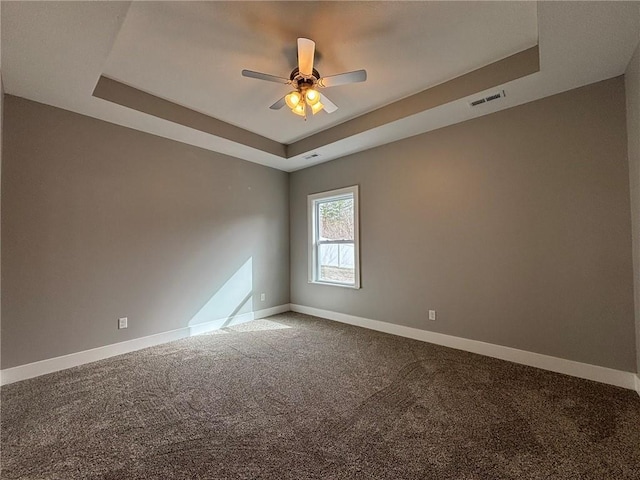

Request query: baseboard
[
  {"left": 253, "top": 303, "right": 291, "bottom": 320},
  {"left": 4, "top": 303, "right": 636, "bottom": 393},
  {"left": 0, "top": 304, "right": 290, "bottom": 386},
  {"left": 290, "top": 304, "right": 637, "bottom": 391}
]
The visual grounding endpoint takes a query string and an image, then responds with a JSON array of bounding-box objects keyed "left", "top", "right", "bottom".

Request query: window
[{"left": 308, "top": 185, "right": 360, "bottom": 288}]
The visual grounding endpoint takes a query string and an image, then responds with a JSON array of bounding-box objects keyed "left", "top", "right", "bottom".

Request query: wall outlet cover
[
  {"left": 118, "top": 317, "right": 128, "bottom": 329},
  {"left": 428, "top": 310, "right": 436, "bottom": 321}
]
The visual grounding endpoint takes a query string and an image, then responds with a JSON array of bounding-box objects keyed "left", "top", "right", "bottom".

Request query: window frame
[{"left": 307, "top": 185, "right": 360, "bottom": 289}]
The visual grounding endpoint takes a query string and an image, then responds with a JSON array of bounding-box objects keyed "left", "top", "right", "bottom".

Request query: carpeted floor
[{"left": 2, "top": 312, "right": 640, "bottom": 479}]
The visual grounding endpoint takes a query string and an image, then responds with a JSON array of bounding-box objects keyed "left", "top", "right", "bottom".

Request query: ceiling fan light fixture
[
  {"left": 285, "top": 91, "right": 302, "bottom": 109},
  {"left": 305, "top": 88, "right": 320, "bottom": 106},
  {"left": 310, "top": 101, "right": 324, "bottom": 115},
  {"left": 292, "top": 102, "right": 306, "bottom": 116},
  {"left": 242, "top": 37, "right": 367, "bottom": 119}
]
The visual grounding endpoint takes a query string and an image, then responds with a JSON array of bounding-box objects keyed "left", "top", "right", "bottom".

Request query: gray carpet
[{"left": 2, "top": 312, "right": 640, "bottom": 479}]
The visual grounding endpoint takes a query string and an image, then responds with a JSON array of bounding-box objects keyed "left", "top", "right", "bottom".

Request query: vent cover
[
  {"left": 469, "top": 90, "right": 506, "bottom": 107},
  {"left": 304, "top": 153, "right": 320, "bottom": 160}
]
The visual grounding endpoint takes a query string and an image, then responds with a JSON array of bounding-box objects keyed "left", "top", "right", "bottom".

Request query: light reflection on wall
[{"left": 188, "top": 257, "right": 253, "bottom": 333}]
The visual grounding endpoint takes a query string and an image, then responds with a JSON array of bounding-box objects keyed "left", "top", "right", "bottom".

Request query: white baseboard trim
[
  {"left": 0, "top": 304, "right": 291, "bottom": 386},
  {"left": 635, "top": 375, "right": 640, "bottom": 398},
  {"left": 253, "top": 303, "right": 292, "bottom": 320},
  {"left": 290, "top": 304, "right": 637, "bottom": 391}
]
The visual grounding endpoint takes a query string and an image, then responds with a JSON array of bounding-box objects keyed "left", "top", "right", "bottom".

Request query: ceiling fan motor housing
[{"left": 290, "top": 67, "right": 321, "bottom": 90}]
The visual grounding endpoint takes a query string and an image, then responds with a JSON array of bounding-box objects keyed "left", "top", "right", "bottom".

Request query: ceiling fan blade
[
  {"left": 318, "top": 69, "right": 367, "bottom": 88},
  {"left": 270, "top": 96, "right": 286, "bottom": 110},
  {"left": 320, "top": 93, "right": 338, "bottom": 113},
  {"left": 242, "top": 70, "right": 290, "bottom": 84},
  {"left": 297, "top": 38, "right": 315, "bottom": 76}
]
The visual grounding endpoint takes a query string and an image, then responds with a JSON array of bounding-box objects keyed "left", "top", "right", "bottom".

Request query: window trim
[{"left": 307, "top": 185, "right": 360, "bottom": 289}]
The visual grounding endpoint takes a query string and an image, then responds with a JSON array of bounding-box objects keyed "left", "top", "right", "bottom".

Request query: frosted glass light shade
[
  {"left": 311, "top": 102, "right": 324, "bottom": 115},
  {"left": 292, "top": 102, "right": 306, "bottom": 116},
  {"left": 285, "top": 91, "right": 302, "bottom": 109},
  {"left": 305, "top": 89, "right": 320, "bottom": 106}
]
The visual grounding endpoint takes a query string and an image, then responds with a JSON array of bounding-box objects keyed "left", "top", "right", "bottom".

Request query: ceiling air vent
[
  {"left": 469, "top": 90, "right": 506, "bottom": 107},
  {"left": 304, "top": 153, "right": 320, "bottom": 160}
]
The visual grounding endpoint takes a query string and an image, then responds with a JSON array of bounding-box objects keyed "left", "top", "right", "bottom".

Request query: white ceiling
[{"left": 2, "top": 2, "right": 640, "bottom": 172}]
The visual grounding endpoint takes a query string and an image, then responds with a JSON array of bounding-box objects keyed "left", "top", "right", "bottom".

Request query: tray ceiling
[
  {"left": 2, "top": 2, "right": 639, "bottom": 171},
  {"left": 102, "top": 1, "right": 538, "bottom": 144}
]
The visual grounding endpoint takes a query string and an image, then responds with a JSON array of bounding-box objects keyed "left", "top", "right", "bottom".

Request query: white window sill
[{"left": 308, "top": 279, "right": 361, "bottom": 289}]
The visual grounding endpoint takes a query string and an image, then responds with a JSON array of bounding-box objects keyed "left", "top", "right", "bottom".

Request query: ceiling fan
[{"left": 241, "top": 38, "right": 367, "bottom": 118}]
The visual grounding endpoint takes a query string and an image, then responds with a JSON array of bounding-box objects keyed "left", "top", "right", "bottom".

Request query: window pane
[
  {"left": 319, "top": 243, "right": 355, "bottom": 284},
  {"left": 318, "top": 197, "right": 354, "bottom": 241}
]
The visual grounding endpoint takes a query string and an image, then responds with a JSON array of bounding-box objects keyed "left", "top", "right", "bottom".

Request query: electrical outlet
[
  {"left": 428, "top": 310, "right": 436, "bottom": 321},
  {"left": 260, "top": 293, "right": 266, "bottom": 301},
  {"left": 118, "top": 317, "right": 128, "bottom": 329}
]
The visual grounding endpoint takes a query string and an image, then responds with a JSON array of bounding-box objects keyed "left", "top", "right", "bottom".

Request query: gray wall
[
  {"left": 290, "top": 76, "right": 636, "bottom": 372},
  {"left": 0, "top": 77, "right": 3, "bottom": 370},
  {"left": 2, "top": 96, "right": 289, "bottom": 369},
  {"left": 626, "top": 26, "right": 640, "bottom": 375}
]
